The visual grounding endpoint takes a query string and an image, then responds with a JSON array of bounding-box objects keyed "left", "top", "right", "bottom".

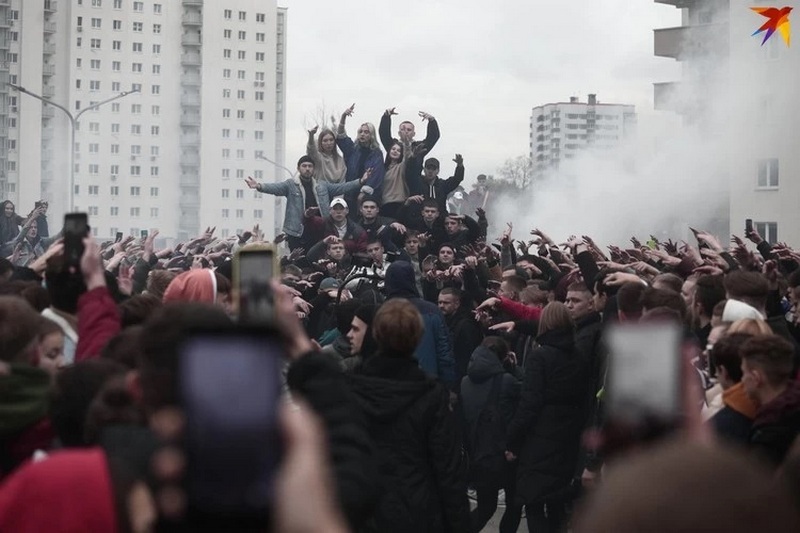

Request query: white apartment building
[
  {"left": 654, "top": 0, "right": 799, "bottom": 245},
  {"left": 529, "top": 94, "right": 636, "bottom": 179},
  {"left": 2, "top": 0, "right": 286, "bottom": 242}
]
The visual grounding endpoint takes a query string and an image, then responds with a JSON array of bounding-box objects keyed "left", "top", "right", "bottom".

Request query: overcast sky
[{"left": 281, "top": 0, "right": 682, "bottom": 180}]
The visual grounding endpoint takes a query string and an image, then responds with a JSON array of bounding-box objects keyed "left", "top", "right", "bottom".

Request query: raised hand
[
  {"left": 245, "top": 176, "right": 259, "bottom": 189},
  {"left": 360, "top": 167, "right": 373, "bottom": 184},
  {"left": 453, "top": 153, "right": 463, "bottom": 166},
  {"left": 308, "top": 125, "right": 319, "bottom": 135},
  {"left": 418, "top": 111, "right": 434, "bottom": 121},
  {"left": 385, "top": 107, "right": 397, "bottom": 116},
  {"left": 342, "top": 103, "right": 355, "bottom": 118}
]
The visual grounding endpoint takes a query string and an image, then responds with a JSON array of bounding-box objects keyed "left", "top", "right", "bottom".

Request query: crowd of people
[{"left": 1, "top": 106, "right": 800, "bottom": 532}]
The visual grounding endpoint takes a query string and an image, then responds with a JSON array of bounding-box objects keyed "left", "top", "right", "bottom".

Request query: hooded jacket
[
  {"left": 348, "top": 355, "right": 469, "bottom": 533},
  {"left": 384, "top": 261, "right": 456, "bottom": 387},
  {"left": 0, "top": 448, "right": 117, "bottom": 532},
  {"left": 710, "top": 382, "right": 758, "bottom": 446},
  {"left": 506, "top": 327, "right": 590, "bottom": 505},
  {"left": 750, "top": 380, "right": 800, "bottom": 466}
]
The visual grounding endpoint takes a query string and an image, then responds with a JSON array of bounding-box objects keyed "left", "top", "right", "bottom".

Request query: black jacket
[
  {"left": 445, "top": 309, "right": 484, "bottom": 385},
  {"left": 348, "top": 355, "right": 469, "bottom": 533},
  {"left": 711, "top": 406, "right": 753, "bottom": 446},
  {"left": 506, "top": 328, "right": 590, "bottom": 505},
  {"left": 750, "top": 380, "right": 800, "bottom": 467}
]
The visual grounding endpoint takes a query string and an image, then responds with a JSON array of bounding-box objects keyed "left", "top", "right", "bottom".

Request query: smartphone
[
  {"left": 178, "top": 327, "right": 284, "bottom": 528},
  {"left": 745, "top": 219, "right": 753, "bottom": 234},
  {"left": 115, "top": 232, "right": 124, "bottom": 243},
  {"left": 234, "top": 245, "right": 279, "bottom": 323},
  {"left": 64, "top": 213, "right": 89, "bottom": 269},
  {"left": 141, "top": 229, "right": 148, "bottom": 239},
  {"left": 605, "top": 322, "right": 682, "bottom": 426}
]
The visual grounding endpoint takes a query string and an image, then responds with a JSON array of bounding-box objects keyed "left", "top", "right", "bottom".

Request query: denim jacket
[{"left": 256, "top": 176, "right": 363, "bottom": 237}]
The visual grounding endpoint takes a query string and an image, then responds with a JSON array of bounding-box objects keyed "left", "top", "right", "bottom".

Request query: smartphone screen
[
  {"left": 115, "top": 232, "right": 123, "bottom": 243},
  {"left": 64, "top": 213, "right": 89, "bottom": 269},
  {"left": 235, "top": 247, "right": 277, "bottom": 323},
  {"left": 605, "top": 322, "right": 682, "bottom": 424},
  {"left": 179, "top": 330, "right": 283, "bottom": 526},
  {"left": 745, "top": 219, "right": 753, "bottom": 233},
  {"left": 141, "top": 230, "right": 148, "bottom": 239}
]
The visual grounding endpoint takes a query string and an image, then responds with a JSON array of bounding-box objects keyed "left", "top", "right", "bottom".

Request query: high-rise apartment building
[
  {"left": 529, "top": 94, "right": 636, "bottom": 179},
  {"left": 654, "top": 0, "right": 799, "bottom": 244},
  {"left": 2, "top": 0, "right": 286, "bottom": 241}
]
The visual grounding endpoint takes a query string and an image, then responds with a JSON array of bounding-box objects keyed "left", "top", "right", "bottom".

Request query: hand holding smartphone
[
  {"left": 64, "top": 213, "right": 89, "bottom": 270},
  {"left": 234, "top": 245, "right": 279, "bottom": 324}
]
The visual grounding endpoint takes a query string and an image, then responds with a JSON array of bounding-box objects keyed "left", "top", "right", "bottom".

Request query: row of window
[
  {"left": 75, "top": 122, "right": 163, "bottom": 135},
  {"left": 76, "top": 144, "right": 160, "bottom": 156},
  {"left": 77, "top": 165, "right": 160, "bottom": 176},
  {"left": 223, "top": 70, "right": 267, "bottom": 81},
  {"left": 76, "top": 59, "right": 162, "bottom": 74},
  {"left": 84, "top": 206, "right": 159, "bottom": 218},
  {"left": 222, "top": 30, "right": 267, "bottom": 42},
  {"left": 221, "top": 209, "right": 263, "bottom": 219},
  {"left": 222, "top": 50, "right": 268, "bottom": 62},
  {"left": 220, "top": 129, "right": 266, "bottom": 140},
  {"left": 78, "top": 0, "right": 158, "bottom": 12},
  {"left": 76, "top": 185, "right": 159, "bottom": 196},
  {"left": 223, "top": 10, "right": 268, "bottom": 23},
  {"left": 76, "top": 38, "right": 162, "bottom": 54},
  {"left": 78, "top": 18, "right": 161, "bottom": 33}
]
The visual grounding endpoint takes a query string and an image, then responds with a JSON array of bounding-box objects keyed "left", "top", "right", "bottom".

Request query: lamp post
[
  {"left": 255, "top": 153, "right": 293, "bottom": 239},
  {"left": 8, "top": 84, "right": 139, "bottom": 212}
]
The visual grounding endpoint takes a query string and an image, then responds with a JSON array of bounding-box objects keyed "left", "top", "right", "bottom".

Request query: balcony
[
  {"left": 181, "top": 94, "right": 200, "bottom": 107},
  {"left": 181, "top": 32, "right": 201, "bottom": 46},
  {"left": 44, "top": 0, "right": 57, "bottom": 12},
  {"left": 654, "top": 23, "right": 729, "bottom": 60},
  {"left": 181, "top": 134, "right": 200, "bottom": 146},
  {"left": 41, "top": 106, "right": 55, "bottom": 119},
  {"left": 42, "top": 84, "right": 55, "bottom": 98},
  {"left": 181, "top": 153, "right": 200, "bottom": 167},
  {"left": 42, "top": 64, "right": 55, "bottom": 76},
  {"left": 41, "top": 128, "right": 54, "bottom": 142},
  {"left": 182, "top": 0, "right": 203, "bottom": 5},
  {"left": 180, "top": 113, "right": 201, "bottom": 126},
  {"left": 182, "top": 13, "right": 202, "bottom": 25},
  {"left": 654, "top": 81, "right": 680, "bottom": 112},
  {"left": 43, "top": 42, "right": 56, "bottom": 55},
  {"left": 180, "top": 174, "right": 199, "bottom": 186},
  {"left": 181, "top": 73, "right": 201, "bottom": 86},
  {"left": 181, "top": 53, "right": 201, "bottom": 65},
  {"left": 43, "top": 21, "right": 56, "bottom": 33},
  {"left": 180, "top": 195, "right": 200, "bottom": 208}
]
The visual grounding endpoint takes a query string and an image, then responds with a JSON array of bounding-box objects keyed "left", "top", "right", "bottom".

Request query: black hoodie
[{"left": 348, "top": 355, "right": 469, "bottom": 533}]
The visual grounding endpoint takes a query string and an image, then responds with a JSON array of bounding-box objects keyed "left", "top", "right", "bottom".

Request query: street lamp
[
  {"left": 255, "top": 153, "right": 293, "bottom": 238},
  {"left": 8, "top": 83, "right": 139, "bottom": 212}
]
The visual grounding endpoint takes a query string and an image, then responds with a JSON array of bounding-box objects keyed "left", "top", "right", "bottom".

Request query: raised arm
[
  {"left": 418, "top": 111, "right": 440, "bottom": 154},
  {"left": 336, "top": 103, "right": 355, "bottom": 139},
  {"left": 379, "top": 108, "right": 395, "bottom": 152},
  {"left": 245, "top": 176, "right": 291, "bottom": 197},
  {"left": 442, "top": 154, "right": 465, "bottom": 196}
]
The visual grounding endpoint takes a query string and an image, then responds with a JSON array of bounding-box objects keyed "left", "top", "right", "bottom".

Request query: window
[
  {"left": 223, "top": 89, "right": 231, "bottom": 98},
  {"left": 150, "top": 208, "right": 159, "bottom": 217},
  {"left": 239, "top": 11, "right": 246, "bottom": 21},
  {"left": 255, "top": 52, "right": 265, "bottom": 62},
  {"left": 132, "top": 63, "right": 143, "bottom": 73},
  {"left": 133, "top": 22, "right": 143, "bottom": 32},
  {"left": 222, "top": 129, "right": 230, "bottom": 138},
  {"left": 151, "top": 85, "right": 160, "bottom": 95},
  {"left": 132, "top": 104, "right": 142, "bottom": 114},
  {"left": 90, "top": 59, "right": 101, "bottom": 70},
  {"left": 237, "top": 70, "right": 246, "bottom": 80},
  {"left": 130, "top": 207, "right": 140, "bottom": 217},
  {"left": 154, "top": 4, "right": 162, "bottom": 14},
  {"left": 89, "top": 164, "right": 99, "bottom": 174},
  {"left": 237, "top": 110, "right": 245, "bottom": 119},
  {"left": 223, "top": 69, "right": 231, "bottom": 79},
  {"left": 236, "top": 149, "right": 245, "bottom": 159},
  {"left": 237, "top": 90, "right": 245, "bottom": 100},
  {"left": 222, "top": 209, "right": 230, "bottom": 218},
  {"left": 255, "top": 111, "right": 264, "bottom": 121},
  {"left": 89, "top": 206, "right": 99, "bottom": 216},
  {"left": 757, "top": 158, "right": 779, "bottom": 188},
  {"left": 89, "top": 122, "right": 100, "bottom": 133},
  {"left": 92, "top": 0, "right": 102, "bottom": 6},
  {"left": 237, "top": 129, "right": 245, "bottom": 139},
  {"left": 238, "top": 31, "right": 246, "bottom": 40},
  {"left": 133, "top": 1, "right": 143, "bottom": 12},
  {"left": 153, "top": 24, "right": 161, "bottom": 34},
  {"left": 754, "top": 222, "right": 778, "bottom": 243},
  {"left": 150, "top": 166, "right": 159, "bottom": 176},
  {"left": 224, "top": 9, "right": 232, "bottom": 20},
  {"left": 130, "top": 187, "right": 140, "bottom": 196},
  {"left": 131, "top": 83, "right": 141, "bottom": 92},
  {"left": 113, "top": 40, "right": 122, "bottom": 51},
  {"left": 131, "top": 125, "right": 141, "bottom": 135},
  {"left": 256, "top": 33, "right": 265, "bottom": 42},
  {"left": 111, "top": 123, "right": 120, "bottom": 134},
  {"left": 223, "top": 49, "right": 232, "bottom": 59},
  {"left": 6, "top": 139, "right": 16, "bottom": 150},
  {"left": 90, "top": 80, "right": 101, "bottom": 91},
  {"left": 76, "top": 37, "right": 82, "bottom": 48},
  {"left": 151, "top": 125, "right": 160, "bottom": 136},
  {"left": 152, "top": 44, "right": 161, "bottom": 54},
  {"left": 254, "top": 131, "right": 264, "bottom": 140},
  {"left": 222, "top": 169, "right": 230, "bottom": 178},
  {"left": 112, "top": 61, "right": 121, "bottom": 71},
  {"left": 238, "top": 50, "right": 246, "bottom": 60},
  {"left": 253, "top": 170, "right": 263, "bottom": 180},
  {"left": 113, "top": 0, "right": 122, "bottom": 8},
  {"left": 110, "top": 206, "right": 119, "bottom": 216},
  {"left": 236, "top": 169, "right": 244, "bottom": 179},
  {"left": 131, "top": 165, "right": 141, "bottom": 176},
  {"left": 255, "top": 91, "right": 264, "bottom": 101},
  {"left": 236, "top": 189, "right": 244, "bottom": 199},
  {"left": 131, "top": 145, "right": 141, "bottom": 155},
  {"left": 254, "top": 209, "right": 263, "bottom": 218},
  {"left": 256, "top": 13, "right": 265, "bottom": 23},
  {"left": 222, "top": 109, "right": 231, "bottom": 119},
  {"left": 89, "top": 185, "right": 99, "bottom": 195},
  {"left": 111, "top": 103, "right": 120, "bottom": 112},
  {"left": 150, "top": 187, "right": 159, "bottom": 197},
  {"left": 90, "top": 38, "right": 101, "bottom": 50},
  {"left": 89, "top": 143, "right": 99, "bottom": 153},
  {"left": 110, "top": 165, "right": 119, "bottom": 175},
  {"left": 110, "top": 144, "right": 120, "bottom": 154},
  {"left": 150, "top": 146, "right": 159, "bottom": 156},
  {"left": 224, "top": 29, "right": 232, "bottom": 39},
  {"left": 91, "top": 18, "right": 102, "bottom": 28},
  {"left": 222, "top": 149, "right": 230, "bottom": 159},
  {"left": 133, "top": 42, "right": 143, "bottom": 53},
  {"left": 236, "top": 209, "right": 244, "bottom": 218},
  {"left": 222, "top": 189, "right": 230, "bottom": 198}
]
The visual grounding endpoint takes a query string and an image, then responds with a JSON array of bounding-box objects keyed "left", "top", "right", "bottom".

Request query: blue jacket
[
  {"left": 385, "top": 261, "right": 456, "bottom": 388},
  {"left": 256, "top": 176, "right": 362, "bottom": 237},
  {"left": 336, "top": 135, "right": 385, "bottom": 193}
]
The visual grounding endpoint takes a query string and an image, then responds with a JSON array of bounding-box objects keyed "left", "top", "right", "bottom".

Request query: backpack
[{"left": 469, "top": 374, "right": 506, "bottom": 469}]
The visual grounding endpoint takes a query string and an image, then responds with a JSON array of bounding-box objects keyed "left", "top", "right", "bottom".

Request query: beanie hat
[{"left": 162, "top": 269, "right": 217, "bottom": 304}]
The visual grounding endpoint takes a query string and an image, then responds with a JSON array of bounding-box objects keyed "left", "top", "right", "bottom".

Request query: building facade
[
  {"left": 654, "top": 0, "right": 799, "bottom": 245},
  {"left": 3, "top": 0, "right": 286, "bottom": 241},
  {"left": 529, "top": 94, "right": 636, "bottom": 179}
]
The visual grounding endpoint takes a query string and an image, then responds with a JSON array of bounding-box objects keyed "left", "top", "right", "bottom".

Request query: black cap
[
  {"left": 424, "top": 157, "right": 440, "bottom": 169},
  {"left": 297, "top": 155, "right": 315, "bottom": 167},
  {"left": 477, "top": 174, "right": 487, "bottom": 182}
]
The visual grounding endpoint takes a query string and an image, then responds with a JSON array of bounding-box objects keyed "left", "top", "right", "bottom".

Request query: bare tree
[
  {"left": 495, "top": 155, "right": 535, "bottom": 190},
  {"left": 303, "top": 101, "right": 343, "bottom": 132}
]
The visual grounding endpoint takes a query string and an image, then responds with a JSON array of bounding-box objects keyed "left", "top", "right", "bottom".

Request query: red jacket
[
  {"left": 75, "top": 287, "right": 121, "bottom": 362},
  {"left": 498, "top": 297, "right": 543, "bottom": 322}
]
